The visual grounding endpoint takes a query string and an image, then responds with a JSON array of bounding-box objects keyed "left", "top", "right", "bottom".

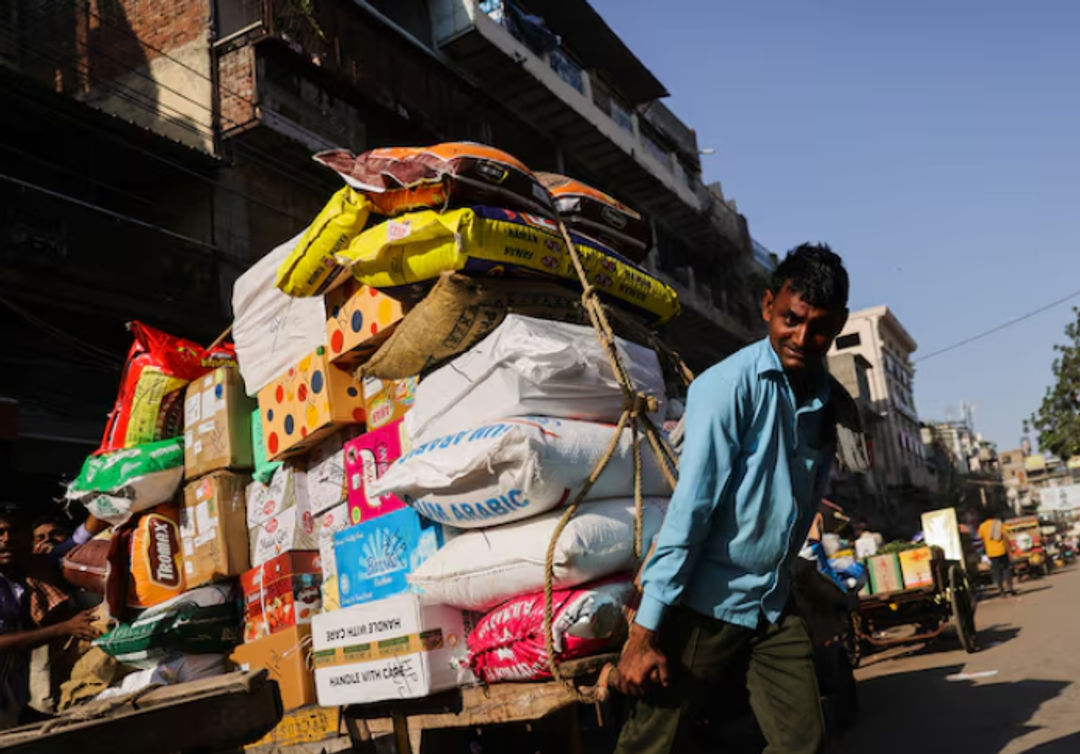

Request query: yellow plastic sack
[
  {"left": 334, "top": 206, "right": 680, "bottom": 324},
  {"left": 276, "top": 187, "right": 373, "bottom": 296}
]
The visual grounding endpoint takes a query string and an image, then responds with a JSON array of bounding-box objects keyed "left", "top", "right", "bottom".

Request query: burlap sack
[{"left": 358, "top": 272, "right": 666, "bottom": 380}]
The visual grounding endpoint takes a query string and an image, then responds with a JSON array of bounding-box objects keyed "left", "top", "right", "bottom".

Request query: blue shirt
[{"left": 635, "top": 338, "right": 835, "bottom": 632}]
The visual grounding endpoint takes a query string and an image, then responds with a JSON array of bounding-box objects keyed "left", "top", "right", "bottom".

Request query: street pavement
[{"left": 831, "top": 563, "right": 1080, "bottom": 754}]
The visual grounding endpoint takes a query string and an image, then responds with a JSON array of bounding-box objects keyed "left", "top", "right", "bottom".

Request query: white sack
[
  {"left": 232, "top": 233, "right": 328, "bottom": 397},
  {"left": 370, "top": 416, "right": 672, "bottom": 528},
  {"left": 408, "top": 497, "right": 667, "bottom": 611},
  {"left": 403, "top": 315, "right": 665, "bottom": 443},
  {"left": 95, "top": 654, "right": 227, "bottom": 700}
]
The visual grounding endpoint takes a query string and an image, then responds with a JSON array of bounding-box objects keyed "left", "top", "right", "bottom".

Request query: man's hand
[
  {"left": 615, "top": 623, "right": 669, "bottom": 696},
  {"left": 56, "top": 609, "right": 100, "bottom": 641}
]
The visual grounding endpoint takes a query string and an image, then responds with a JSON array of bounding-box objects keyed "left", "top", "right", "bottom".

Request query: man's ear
[{"left": 761, "top": 288, "right": 775, "bottom": 323}]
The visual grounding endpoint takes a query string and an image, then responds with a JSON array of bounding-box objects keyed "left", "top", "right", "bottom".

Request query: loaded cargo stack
[{"left": 54, "top": 141, "right": 688, "bottom": 749}]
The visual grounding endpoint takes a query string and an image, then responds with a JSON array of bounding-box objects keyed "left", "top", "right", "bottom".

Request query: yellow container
[{"left": 898, "top": 546, "right": 934, "bottom": 589}]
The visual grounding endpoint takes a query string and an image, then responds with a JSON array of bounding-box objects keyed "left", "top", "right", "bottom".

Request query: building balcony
[{"left": 429, "top": 0, "right": 732, "bottom": 247}]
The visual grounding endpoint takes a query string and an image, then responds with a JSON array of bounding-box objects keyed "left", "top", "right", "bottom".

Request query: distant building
[
  {"left": 828, "top": 305, "right": 928, "bottom": 490},
  {"left": 925, "top": 420, "right": 999, "bottom": 477},
  {"left": 827, "top": 352, "right": 889, "bottom": 528},
  {"left": 998, "top": 448, "right": 1031, "bottom": 512}
]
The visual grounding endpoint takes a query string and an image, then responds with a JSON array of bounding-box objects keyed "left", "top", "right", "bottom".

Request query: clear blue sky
[{"left": 592, "top": 0, "right": 1080, "bottom": 452}]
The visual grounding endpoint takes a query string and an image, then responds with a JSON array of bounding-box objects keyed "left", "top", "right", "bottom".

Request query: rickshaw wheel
[{"left": 949, "top": 563, "right": 978, "bottom": 653}]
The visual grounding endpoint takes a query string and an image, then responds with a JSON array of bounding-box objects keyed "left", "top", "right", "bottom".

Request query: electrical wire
[
  {"left": 0, "top": 78, "right": 308, "bottom": 224},
  {"left": 0, "top": 169, "right": 240, "bottom": 259},
  {"left": 916, "top": 286, "right": 1080, "bottom": 364},
  {"left": 0, "top": 20, "right": 332, "bottom": 197},
  {"left": 0, "top": 296, "right": 121, "bottom": 368}
]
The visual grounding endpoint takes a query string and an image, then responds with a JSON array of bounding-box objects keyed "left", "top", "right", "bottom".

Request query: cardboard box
[
  {"left": 317, "top": 502, "right": 350, "bottom": 582},
  {"left": 231, "top": 624, "right": 317, "bottom": 712},
  {"left": 345, "top": 420, "right": 409, "bottom": 526},
  {"left": 361, "top": 376, "right": 417, "bottom": 431},
  {"left": 325, "top": 279, "right": 405, "bottom": 363},
  {"left": 179, "top": 472, "right": 251, "bottom": 588},
  {"left": 250, "top": 505, "right": 319, "bottom": 569},
  {"left": 183, "top": 368, "right": 257, "bottom": 480},
  {"left": 305, "top": 430, "right": 360, "bottom": 516},
  {"left": 334, "top": 506, "right": 444, "bottom": 607},
  {"left": 257, "top": 346, "right": 367, "bottom": 461},
  {"left": 246, "top": 466, "right": 309, "bottom": 530},
  {"left": 855, "top": 533, "right": 881, "bottom": 559},
  {"left": 251, "top": 409, "right": 281, "bottom": 485},
  {"left": 867, "top": 553, "right": 904, "bottom": 594},
  {"left": 898, "top": 546, "right": 934, "bottom": 589},
  {"left": 241, "top": 551, "right": 323, "bottom": 642},
  {"left": 245, "top": 705, "right": 341, "bottom": 750},
  {"left": 311, "top": 593, "right": 472, "bottom": 705}
]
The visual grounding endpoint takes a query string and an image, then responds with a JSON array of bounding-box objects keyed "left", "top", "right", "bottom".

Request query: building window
[
  {"left": 835, "top": 333, "right": 861, "bottom": 350},
  {"left": 610, "top": 100, "right": 634, "bottom": 133},
  {"left": 640, "top": 127, "right": 672, "bottom": 169},
  {"left": 549, "top": 48, "right": 585, "bottom": 94}
]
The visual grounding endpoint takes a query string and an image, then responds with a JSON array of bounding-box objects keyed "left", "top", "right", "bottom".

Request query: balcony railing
[{"left": 458, "top": 0, "right": 700, "bottom": 204}]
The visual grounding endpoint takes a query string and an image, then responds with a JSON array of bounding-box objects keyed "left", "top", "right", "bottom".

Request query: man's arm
[
  {"left": 616, "top": 376, "right": 745, "bottom": 694},
  {"left": 635, "top": 377, "right": 744, "bottom": 631},
  {"left": 50, "top": 516, "right": 107, "bottom": 560},
  {"left": 0, "top": 609, "right": 98, "bottom": 653}
]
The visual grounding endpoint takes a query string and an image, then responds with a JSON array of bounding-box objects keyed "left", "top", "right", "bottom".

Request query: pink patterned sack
[{"left": 467, "top": 577, "right": 632, "bottom": 682}]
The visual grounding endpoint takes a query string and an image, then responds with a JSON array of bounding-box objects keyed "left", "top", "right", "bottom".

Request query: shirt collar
[{"left": 755, "top": 338, "right": 832, "bottom": 410}]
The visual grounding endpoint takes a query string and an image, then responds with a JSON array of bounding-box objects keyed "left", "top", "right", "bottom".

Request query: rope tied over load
[{"left": 541, "top": 217, "right": 690, "bottom": 699}]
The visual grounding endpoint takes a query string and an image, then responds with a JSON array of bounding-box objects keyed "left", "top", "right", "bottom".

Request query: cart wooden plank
[
  {"left": 0, "top": 670, "right": 282, "bottom": 754},
  {"left": 347, "top": 653, "right": 616, "bottom": 731}
]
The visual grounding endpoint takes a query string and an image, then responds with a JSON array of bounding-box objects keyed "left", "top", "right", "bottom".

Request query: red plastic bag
[
  {"left": 98, "top": 322, "right": 235, "bottom": 453},
  {"left": 467, "top": 577, "right": 632, "bottom": 683}
]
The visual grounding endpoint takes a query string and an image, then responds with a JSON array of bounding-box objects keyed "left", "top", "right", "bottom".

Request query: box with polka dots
[
  {"left": 325, "top": 280, "right": 405, "bottom": 365},
  {"left": 257, "top": 346, "right": 367, "bottom": 461}
]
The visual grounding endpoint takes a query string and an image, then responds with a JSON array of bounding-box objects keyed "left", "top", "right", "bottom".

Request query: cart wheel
[
  {"left": 844, "top": 612, "right": 862, "bottom": 669},
  {"left": 948, "top": 564, "right": 978, "bottom": 653}
]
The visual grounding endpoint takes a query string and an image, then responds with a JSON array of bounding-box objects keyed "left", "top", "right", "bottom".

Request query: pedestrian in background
[{"left": 978, "top": 513, "right": 1016, "bottom": 598}]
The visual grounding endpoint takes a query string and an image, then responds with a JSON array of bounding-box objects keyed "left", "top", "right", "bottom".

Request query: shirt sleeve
[
  {"left": 634, "top": 375, "right": 745, "bottom": 631},
  {"left": 49, "top": 523, "right": 92, "bottom": 561}
]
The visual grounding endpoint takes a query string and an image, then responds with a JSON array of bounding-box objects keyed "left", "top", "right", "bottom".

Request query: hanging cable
[{"left": 916, "top": 286, "right": 1080, "bottom": 364}]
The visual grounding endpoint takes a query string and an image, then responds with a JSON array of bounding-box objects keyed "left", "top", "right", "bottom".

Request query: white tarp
[
  {"left": 231, "top": 233, "right": 327, "bottom": 397},
  {"left": 370, "top": 416, "right": 671, "bottom": 528},
  {"left": 403, "top": 314, "right": 665, "bottom": 443},
  {"left": 408, "top": 497, "right": 668, "bottom": 611}
]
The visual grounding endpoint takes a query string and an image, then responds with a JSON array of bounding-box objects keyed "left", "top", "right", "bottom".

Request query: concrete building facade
[
  {"left": 829, "top": 305, "right": 929, "bottom": 490},
  {"left": 0, "top": 0, "right": 767, "bottom": 502}
]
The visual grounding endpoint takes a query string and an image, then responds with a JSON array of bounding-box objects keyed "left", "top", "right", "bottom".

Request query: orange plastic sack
[
  {"left": 99, "top": 322, "right": 236, "bottom": 453},
  {"left": 538, "top": 173, "right": 652, "bottom": 262},
  {"left": 127, "top": 504, "right": 186, "bottom": 610},
  {"left": 313, "top": 142, "right": 555, "bottom": 217}
]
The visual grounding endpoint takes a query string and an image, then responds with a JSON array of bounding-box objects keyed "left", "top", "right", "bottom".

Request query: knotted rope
[{"left": 540, "top": 218, "right": 692, "bottom": 697}]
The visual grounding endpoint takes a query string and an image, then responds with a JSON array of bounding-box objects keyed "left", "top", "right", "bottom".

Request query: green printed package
[
  {"left": 95, "top": 584, "right": 242, "bottom": 668},
  {"left": 251, "top": 409, "right": 281, "bottom": 485},
  {"left": 65, "top": 437, "right": 185, "bottom": 525}
]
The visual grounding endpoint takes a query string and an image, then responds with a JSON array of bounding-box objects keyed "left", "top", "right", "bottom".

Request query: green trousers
[{"left": 614, "top": 606, "right": 825, "bottom": 754}]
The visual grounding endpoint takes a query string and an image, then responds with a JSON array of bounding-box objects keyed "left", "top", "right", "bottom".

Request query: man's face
[
  {"left": 33, "top": 523, "right": 69, "bottom": 555},
  {"left": 762, "top": 282, "right": 848, "bottom": 374},
  {"left": 0, "top": 517, "right": 29, "bottom": 570}
]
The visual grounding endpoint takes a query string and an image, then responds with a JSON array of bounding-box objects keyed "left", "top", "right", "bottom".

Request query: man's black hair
[
  {"left": 31, "top": 514, "right": 72, "bottom": 534},
  {"left": 769, "top": 243, "right": 849, "bottom": 311},
  {"left": 0, "top": 506, "right": 28, "bottom": 529}
]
